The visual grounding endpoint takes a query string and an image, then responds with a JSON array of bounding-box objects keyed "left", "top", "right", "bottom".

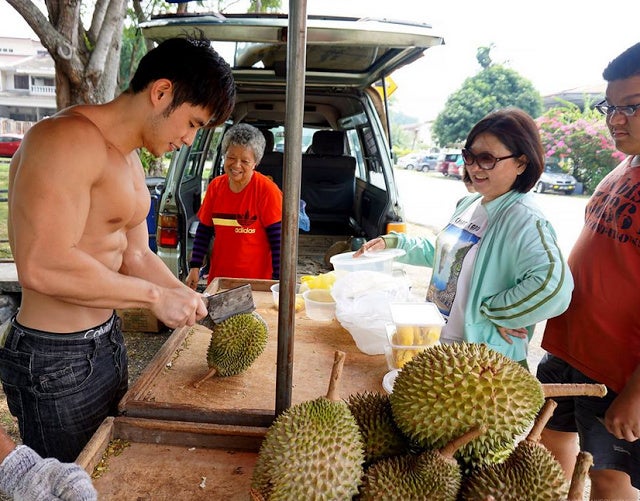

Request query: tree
[
  {"left": 536, "top": 102, "right": 625, "bottom": 194},
  {"left": 7, "top": 0, "right": 283, "bottom": 110},
  {"left": 431, "top": 47, "right": 542, "bottom": 148},
  {"left": 7, "top": 0, "right": 127, "bottom": 108}
]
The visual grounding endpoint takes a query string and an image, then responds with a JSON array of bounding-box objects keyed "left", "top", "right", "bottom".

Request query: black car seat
[
  {"left": 257, "top": 128, "right": 284, "bottom": 189},
  {"left": 301, "top": 130, "right": 356, "bottom": 230}
]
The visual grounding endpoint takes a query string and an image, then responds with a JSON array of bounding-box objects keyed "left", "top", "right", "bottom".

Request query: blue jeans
[{"left": 0, "top": 312, "right": 128, "bottom": 462}]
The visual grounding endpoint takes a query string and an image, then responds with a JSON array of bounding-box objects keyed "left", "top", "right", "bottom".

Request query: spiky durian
[
  {"left": 250, "top": 351, "right": 364, "bottom": 500},
  {"left": 390, "top": 343, "right": 545, "bottom": 468},
  {"left": 346, "top": 391, "right": 412, "bottom": 465},
  {"left": 460, "top": 400, "right": 569, "bottom": 500},
  {"left": 193, "top": 311, "right": 268, "bottom": 387},
  {"left": 360, "top": 425, "right": 485, "bottom": 501}
]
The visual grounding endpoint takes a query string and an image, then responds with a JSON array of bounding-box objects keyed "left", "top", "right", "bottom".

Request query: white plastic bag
[{"left": 332, "top": 271, "right": 411, "bottom": 355}]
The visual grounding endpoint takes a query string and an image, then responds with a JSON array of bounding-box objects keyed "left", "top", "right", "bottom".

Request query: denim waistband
[{"left": 5, "top": 312, "right": 118, "bottom": 344}]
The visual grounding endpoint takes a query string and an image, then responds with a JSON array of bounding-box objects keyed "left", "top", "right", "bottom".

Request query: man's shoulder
[{"left": 28, "top": 107, "right": 104, "bottom": 145}]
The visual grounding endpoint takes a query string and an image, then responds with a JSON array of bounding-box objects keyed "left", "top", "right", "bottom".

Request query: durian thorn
[
  {"left": 527, "top": 399, "right": 557, "bottom": 443},
  {"left": 542, "top": 383, "right": 607, "bottom": 398},
  {"left": 439, "top": 424, "right": 486, "bottom": 459},
  {"left": 567, "top": 451, "right": 593, "bottom": 501},
  {"left": 326, "top": 350, "right": 346, "bottom": 401},
  {"left": 192, "top": 366, "right": 218, "bottom": 388}
]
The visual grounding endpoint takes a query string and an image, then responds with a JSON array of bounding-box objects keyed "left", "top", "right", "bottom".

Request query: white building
[{"left": 0, "top": 36, "right": 56, "bottom": 122}]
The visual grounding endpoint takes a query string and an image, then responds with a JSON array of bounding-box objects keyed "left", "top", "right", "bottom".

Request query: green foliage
[
  {"left": 0, "top": 160, "right": 10, "bottom": 259},
  {"left": 432, "top": 65, "right": 543, "bottom": 148},
  {"left": 389, "top": 105, "right": 429, "bottom": 155},
  {"left": 138, "top": 148, "right": 167, "bottom": 176},
  {"left": 119, "top": 25, "right": 148, "bottom": 93},
  {"left": 536, "top": 103, "right": 625, "bottom": 194},
  {"left": 247, "top": 0, "right": 282, "bottom": 12}
]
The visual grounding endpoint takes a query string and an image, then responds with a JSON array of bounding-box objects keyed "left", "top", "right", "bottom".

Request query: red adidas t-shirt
[
  {"left": 198, "top": 171, "right": 282, "bottom": 281},
  {"left": 542, "top": 157, "right": 640, "bottom": 393}
]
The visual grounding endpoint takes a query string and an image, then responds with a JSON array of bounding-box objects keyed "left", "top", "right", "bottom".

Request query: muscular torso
[{"left": 10, "top": 106, "right": 151, "bottom": 332}]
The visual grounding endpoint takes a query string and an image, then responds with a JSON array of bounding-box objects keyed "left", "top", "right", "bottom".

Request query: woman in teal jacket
[{"left": 358, "top": 108, "right": 573, "bottom": 365}]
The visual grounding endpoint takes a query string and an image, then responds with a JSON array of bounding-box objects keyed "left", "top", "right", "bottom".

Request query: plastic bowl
[
  {"left": 329, "top": 248, "right": 406, "bottom": 275},
  {"left": 302, "top": 289, "right": 336, "bottom": 321},
  {"left": 270, "top": 283, "right": 304, "bottom": 312}
]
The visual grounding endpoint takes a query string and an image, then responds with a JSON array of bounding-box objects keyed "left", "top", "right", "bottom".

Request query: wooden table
[{"left": 119, "top": 278, "right": 389, "bottom": 427}]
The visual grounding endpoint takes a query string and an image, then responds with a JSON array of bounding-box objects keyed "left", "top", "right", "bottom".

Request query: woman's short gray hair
[{"left": 221, "top": 123, "right": 266, "bottom": 164}]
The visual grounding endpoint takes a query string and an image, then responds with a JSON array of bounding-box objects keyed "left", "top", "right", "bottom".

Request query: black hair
[
  {"left": 603, "top": 42, "right": 640, "bottom": 82},
  {"left": 128, "top": 37, "right": 236, "bottom": 126},
  {"left": 462, "top": 107, "right": 544, "bottom": 193}
]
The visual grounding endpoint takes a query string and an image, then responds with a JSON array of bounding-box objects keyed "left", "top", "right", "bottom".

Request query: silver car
[{"left": 140, "top": 14, "right": 444, "bottom": 279}]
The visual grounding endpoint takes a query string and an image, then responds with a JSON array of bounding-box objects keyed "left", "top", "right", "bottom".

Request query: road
[
  {"left": 393, "top": 167, "right": 589, "bottom": 372},
  {"left": 395, "top": 168, "right": 588, "bottom": 258}
]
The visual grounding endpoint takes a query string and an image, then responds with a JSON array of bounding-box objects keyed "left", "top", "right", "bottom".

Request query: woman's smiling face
[
  {"left": 224, "top": 144, "right": 257, "bottom": 191},
  {"left": 465, "top": 132, "right": 526, "bottom": 202}
]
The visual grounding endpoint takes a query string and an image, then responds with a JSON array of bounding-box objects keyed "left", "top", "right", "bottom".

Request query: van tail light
[{"left": 158, "top": 214, "right": 179, "bottom": 248}]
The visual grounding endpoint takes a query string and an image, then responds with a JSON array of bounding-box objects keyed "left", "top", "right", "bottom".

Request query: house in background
[
  {"left": 542, "top": 83, "right": 605, "bottom": 112},
  {"left": 0, "top": 36, "right": 56, "bottom": 123}
]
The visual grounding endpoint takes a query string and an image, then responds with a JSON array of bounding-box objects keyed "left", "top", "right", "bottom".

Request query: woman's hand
[
  {"left": 185, "top": 268, "right": 201, "bottom": 290},
  {"left": 352, "top": 237, "right": 386, "bottom": 257},
  {"left": 497, "top": 326, "right": 528, "bottom": 344}
]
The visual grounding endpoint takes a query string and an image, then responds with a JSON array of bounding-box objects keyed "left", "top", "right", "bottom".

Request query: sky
[{"left": 2, "top": 0, "right": 639, "bottom": 122}]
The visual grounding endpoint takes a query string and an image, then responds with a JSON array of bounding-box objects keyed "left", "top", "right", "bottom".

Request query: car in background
[
  {"left": 446, "top": 157, "right": 465, "bottom": 178},
  {"left": 535, "top": 164, "right": 576, "bottom": 195},
  {"left": 0, "top": 134, "right": 23, "bottom": 157},
  {"left": 417, "top": 153, "right": 439, "bottom": 172},
  {"left": 396, "top": 153, "right": 422, "bottom": 170},
  {"left": 140, "top": 13, "right": 444, "bottom": 279},
  {"left": 436, "top": 151, "right": 463, "bottom": 176}
]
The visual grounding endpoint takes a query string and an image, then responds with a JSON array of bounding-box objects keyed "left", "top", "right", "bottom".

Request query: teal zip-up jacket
[{"left": 385, "top": 190, "right": 573, "bottom": 362}]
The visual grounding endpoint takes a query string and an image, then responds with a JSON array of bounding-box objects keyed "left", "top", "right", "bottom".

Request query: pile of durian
[{"left": 250, "top": 343, "right": 597, "bottom": 501}]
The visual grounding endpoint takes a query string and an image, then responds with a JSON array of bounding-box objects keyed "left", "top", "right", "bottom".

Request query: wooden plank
[
  {"left": 120, "top": 325, "right": 192, "bottom": 405},
  {"left": 75, "top": 416, "right": 116, "bottom": 477},
  {"left": 119, "top": 279, "right": 389, "bottom": 425},
  {"left": 76, "top": 416, "right": 265, "bottom": 500}
]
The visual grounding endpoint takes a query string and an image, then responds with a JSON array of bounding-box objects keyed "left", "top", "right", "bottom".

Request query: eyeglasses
[
  {"left": 461, "top": 148, "right": 519, "bottom": 170},
  {"left": 594, "top": 100, "right": 640, "bottom": 117}
]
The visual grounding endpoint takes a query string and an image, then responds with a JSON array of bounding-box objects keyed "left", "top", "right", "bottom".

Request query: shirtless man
[{"left": 0, "top": 37, "right": 235, "bottom": 498}]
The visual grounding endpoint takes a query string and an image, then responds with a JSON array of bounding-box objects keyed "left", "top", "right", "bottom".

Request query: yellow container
[{"left": 386, "top": 221, "right": 406, "bottom": 233}]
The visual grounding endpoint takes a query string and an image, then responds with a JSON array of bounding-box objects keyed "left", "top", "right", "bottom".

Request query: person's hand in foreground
[
  {"left": 352, "top": 237, "right": 386, "bottom": 258},
  {"left": 0, "top": 445, "right": 97, "bottom": 501}
]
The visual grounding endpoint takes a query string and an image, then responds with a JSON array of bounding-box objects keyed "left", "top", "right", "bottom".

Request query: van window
[{"left": 358, "top": 126, "right": 386, "bottom": 191}]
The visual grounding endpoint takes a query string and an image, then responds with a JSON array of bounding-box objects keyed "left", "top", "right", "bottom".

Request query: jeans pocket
[{"left": 32, "top": 353, "right": 93, "bottom": 398}]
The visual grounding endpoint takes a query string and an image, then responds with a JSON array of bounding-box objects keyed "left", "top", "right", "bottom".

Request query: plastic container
[
  {"left": 384, "top": 302, "right": 446, "bottom": 370},
  {"left": 302, "top": 289, "right": 336, "bottom": 321},
  {"left": 270, "top": 283, "right": 304, "bottom": 312},
  {"left": 329, "top": 248, "right": 406, "bottom": 275}
]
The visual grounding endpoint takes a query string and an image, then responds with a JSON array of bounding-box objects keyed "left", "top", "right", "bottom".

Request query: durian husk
[
  {"left": 390, "top": 343, "right": 545, "bottom": 468},
  {"left": 360, "top": 425, "right": 485, "bottom": 501},
  {"left": 193, "top": 311, "right": 268, "bottom": 388},
  {"left": 250, "top": 351, "right": 365, "bottom": 500},
  {"left": 346, "top": 391, "right": 412, "bottom": 465},
  {"left": 460, "top": 400, "right": 569, "bottom": 501}
]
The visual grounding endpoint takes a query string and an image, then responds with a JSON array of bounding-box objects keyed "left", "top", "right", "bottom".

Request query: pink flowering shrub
[{"left": 536, "top": 104, "right": 625, "bottom": 194}]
